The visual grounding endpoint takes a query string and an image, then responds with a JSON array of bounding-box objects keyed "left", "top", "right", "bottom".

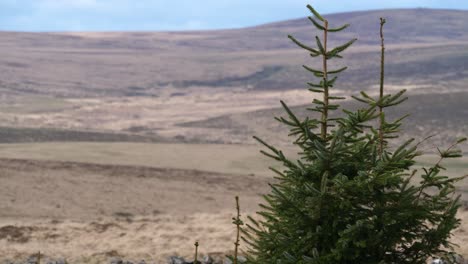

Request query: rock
[
  {"left": 110, "top": 258, "right": 124, "bottom": 264},
  {"left": 109, "top": 259, "right": 137, "bottom": 264},
  {"left": 167, "top": 256, "right": 186, "bottom": 264},
  {"left": 27, "top": 256, "right": 38, "bottom": 264},
  {"left": 223, "top": 256, "right": 246, "bottom": 264},
  {"left": 197, "top": 254, "right": 223, "bottom": 264},
  {"left": 202, "top": 256, "right": 214, "bottom": 264},
  {"left": 44, "top": 259, "right": 67, "bottom": 264}
]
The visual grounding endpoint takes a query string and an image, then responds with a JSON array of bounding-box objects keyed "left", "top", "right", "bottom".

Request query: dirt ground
[
  {"left": 0, "top": 8, "right": 467, "bottom": 263},
  {"left": 0, "top": 158, "right": 467, "bottom": 263},
  {"left": 0, "top": 158, "right": 270, "bottom": 263},
  {"left": 0, "top": 88, "right": 320, "bottom": 145}
]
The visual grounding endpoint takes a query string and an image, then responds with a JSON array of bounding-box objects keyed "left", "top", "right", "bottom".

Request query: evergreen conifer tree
[{"left": 243, "top": 5, "right": 466, "bottom": 264}]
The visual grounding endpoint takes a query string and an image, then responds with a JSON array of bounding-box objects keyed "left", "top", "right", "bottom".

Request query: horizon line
[{"left": 1, "top": 7, "right": 467, "bottom": 34}]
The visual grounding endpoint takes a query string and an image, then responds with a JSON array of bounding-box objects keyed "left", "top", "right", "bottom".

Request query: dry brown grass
[
  {"left": 0, "top": 213, "right": 243, "bottom": 263},
  {"left": 0, "top": 156, "right": 466, "bottom": 262},
  {"left": 0, "top": 158, "right": 267, "bottom": 262},
  {"left": 0, "top": 142, "right": 300, "bottom": 176},
  {"left": 0, "top": 8, "right": 467, "bottom": 262}
]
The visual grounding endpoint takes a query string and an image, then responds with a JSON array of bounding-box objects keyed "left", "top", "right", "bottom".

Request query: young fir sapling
[{"left": 242, "top": 4, "right": 467, "bottom": 264}]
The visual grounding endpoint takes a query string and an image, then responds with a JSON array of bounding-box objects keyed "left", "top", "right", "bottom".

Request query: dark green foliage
[{"left": 244, "top": 5, "right": 466, "bottom": 264}]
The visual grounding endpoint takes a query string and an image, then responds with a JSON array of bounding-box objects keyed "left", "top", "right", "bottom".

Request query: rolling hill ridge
[{"left": 0, "top": 8, "right": 467, "bottom": 97}]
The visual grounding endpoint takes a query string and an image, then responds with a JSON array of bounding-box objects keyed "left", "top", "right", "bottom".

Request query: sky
[{"left": 0, "top": 0, "right": 467, "bottom": 32}]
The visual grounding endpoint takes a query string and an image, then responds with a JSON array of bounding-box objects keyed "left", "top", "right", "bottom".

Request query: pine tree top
[{"left": 244, "top": 4, "right": 467, "bottom": 264}]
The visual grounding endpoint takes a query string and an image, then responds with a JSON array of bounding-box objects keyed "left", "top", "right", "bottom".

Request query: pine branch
[
  {"left": 288, "top": 35, "right": 320, "bottom": 55},
  {"left": 307, "top": 5, "right": 324, "bottom": 22},
  {"left": 328, "top": 23, "right": 350, "bottom": 32}
]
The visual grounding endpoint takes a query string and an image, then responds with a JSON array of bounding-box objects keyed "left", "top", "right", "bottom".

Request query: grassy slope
[
  {"left": 0, "top": 9, "right": 466, "bottom": 97},
  {"left": 0, "top": 9, "right": 466, "bottom": 261},
  {"left": 0, "top": 9, "right": 465, "bottom": 146},
  {"left": 0, "top": 142, "right": 297, "bottom": 177},
  {"left": 180, "top": 91, "right": 468, "bottom": 151},
  {"left": 0, "top": 127, "right": 161, "bottom": 143},
  {"left": 0, "top": 141, "right": 465, "bottom": 185}
]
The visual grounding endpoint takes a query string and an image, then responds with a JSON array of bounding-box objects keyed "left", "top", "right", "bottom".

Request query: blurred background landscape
[{"left": 0, "top": 1, "right": 467, "bottom": 262}]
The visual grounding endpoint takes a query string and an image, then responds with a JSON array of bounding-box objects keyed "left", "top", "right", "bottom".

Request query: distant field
[
  {"left": 0, "top": 126, "right": 161, "bottom": 143},
  {"left": 0, "top": 8, "right": 467, "bottom": 262},
  {"left": 0, "top": 96, "right": 71, "bottom": 114},
  {"left": 0, "top": 142, "right": 466, "bottom": 262},
  {"left": 0, "top": 141, "right": 465, "bottom": 179},
  {"left": 184, "top": 91, "right": 468, "bottom": 150},
  {"left": 0, "top": 142, "right": 299, "bottom": 177},
  {"left": 0, "top": 9, "right": 466, "bottom": 147}
]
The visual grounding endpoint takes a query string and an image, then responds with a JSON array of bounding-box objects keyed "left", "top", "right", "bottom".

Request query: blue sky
[{"left": 0, "top": 0, "right": 467, "bottom": 32}]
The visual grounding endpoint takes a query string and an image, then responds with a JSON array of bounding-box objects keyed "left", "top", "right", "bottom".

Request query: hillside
[
  {"left": 0, "top": 9, "right": 467, "bottom": 97},
  {"left": 0, "top": 8, "right": 467, "bottom": 262},
  {"left": 0, "top": 8, "right": 465, "bottom": 145},
  {"left": 179, "top": 91, "right": 468, "bottom": 151}
]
